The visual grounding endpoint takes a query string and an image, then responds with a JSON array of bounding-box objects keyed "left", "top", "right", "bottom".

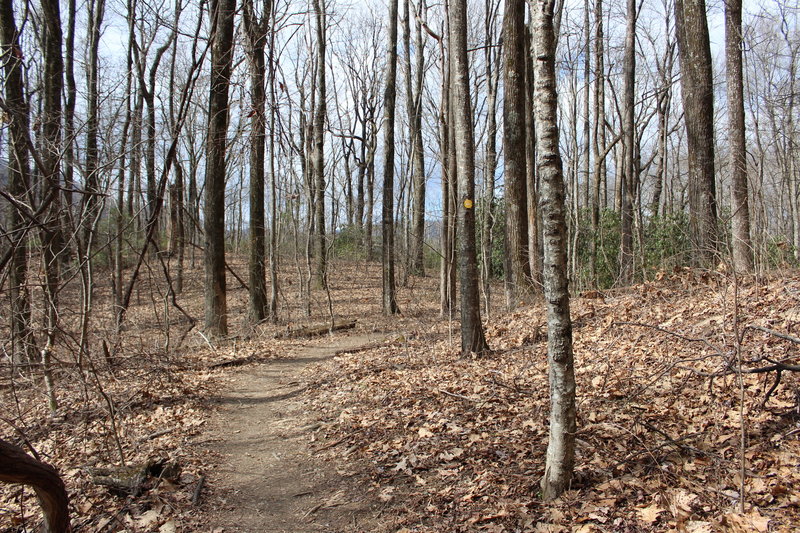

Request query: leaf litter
[{"left": 1, "top": 262, "right": 799, "bottom": 532}]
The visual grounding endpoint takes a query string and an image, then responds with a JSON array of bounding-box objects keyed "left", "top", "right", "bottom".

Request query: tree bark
[
  {"left": 503, "top": 0, "right": 531, "bottom": 308},
  {"left": 0, "top": 439, "right": 70, "bottom": 533},
  {"left": 243, "top": 0, "right": 272, "bottom": 324},
  {"left": 382, "top": 0, "right": 399, "bottom": 314},
  {"left": 204, "top": 0, "right": 235, "bottom": 336},
  {"left": 531, "top": 0, "right": 576, "bottom": 501},
  {"left": 0, "top": 0, "right": 37, "bottom": 363},
  {"left": 40, "top": 0, "right": 66, "bottom": 412},
  {"left": 725, "top": 0, "right": 753, "bottom": 272},
  {"left": 404, "top": 0, "right": 427, "bottom": 276},
  {"left": 675, "top": 0, "right": 718, "bottom": 266},
  {"left": 449, "top": 0, "right": 489, "bottom": 355},
  {"left": 590, "top": 0, "right": 606, "bottom": 284},
  {"left": 619, "top": 0, "right": 636, "bottom": 285},
  {"left": 312, "top": 0, "right": 327, "bottom": 288}
]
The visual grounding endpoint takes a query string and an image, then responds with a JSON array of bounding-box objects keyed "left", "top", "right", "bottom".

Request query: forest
[{"left": 0, "top": 0, "right": 799, "bottom": 530}]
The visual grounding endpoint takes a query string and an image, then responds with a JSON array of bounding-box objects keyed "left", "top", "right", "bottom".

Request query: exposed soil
[{"left": 203, "top": 333, "right": 389, "bottom": 533}]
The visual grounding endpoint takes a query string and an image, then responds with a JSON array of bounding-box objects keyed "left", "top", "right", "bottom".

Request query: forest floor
[{"left": 2, "top": 258, "right": 800, "bottom": 532}]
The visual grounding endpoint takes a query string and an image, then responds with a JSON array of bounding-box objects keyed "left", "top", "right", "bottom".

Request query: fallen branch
[
  {"left": 275, "top": 320, "right": 356, "bottom": 339},
  {"left": 208, "top": 356, "right": 272, "bottom": 369},
  {"left": 438, "top": 389, "right": 479, "bottom": 402},
  {"left": 333, "top": 341, "right": 397, "bottom": 356}
]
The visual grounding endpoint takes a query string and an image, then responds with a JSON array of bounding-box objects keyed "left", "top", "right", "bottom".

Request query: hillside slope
[{"left": 306, "top": 270, "right": 800, "bottom": 532}]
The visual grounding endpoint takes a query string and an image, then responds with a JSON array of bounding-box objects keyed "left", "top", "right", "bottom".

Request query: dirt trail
[{"left": 204, "top": 333, "right": 385, "bottom": 533}]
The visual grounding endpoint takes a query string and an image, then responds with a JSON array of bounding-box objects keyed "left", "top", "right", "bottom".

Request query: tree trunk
[
  {"left": 40, "top": 0, "right": 66, "bottom": 412},
  {"left": 243, "top": 0, "right": 272, "bottom": 324},
  {"left": 619, "top": 0, "right": 636, "bottom": 285},
  {"left": 312, "top": 0, "right": 327, "bottom": 288},
  {"left": 449, "top": 0, "right": 489, "bottom": 355},
  {"left": 503, "top": 0, "right": 531, "bottom": 308},
  {"left": 0, "top": 0, "right": 37, "bottom": 363},
  {"left": 591, "top": 0, "right": 606, "bottom": 285},
  {"left": 204, "top": 0, "right": 235, "bottom": 336},
  {"left": 675, "top": 0, "right": 718, "bottom": 265},
  {"left": 382, "top": 0, "right": 399, "bottom": 314},
  {"left": 481, "top": 0, "right": 500, "bottom": 313},
  {"left": 531, "top": 0, "right": 576, "bottom": 500},
  {"left": 725, "top": 0, "right": 753, "bottom": 272},
  {"left": 404, "top": 0, "right": 427, "bottom": 276}
]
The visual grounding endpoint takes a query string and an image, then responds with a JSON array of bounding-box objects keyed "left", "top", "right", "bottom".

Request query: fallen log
[
  {"left": 0, "top": 439, "right": 70, "bottom": 533},
  {"left": 274, "top": 319, "right": 356, "bottom": 339}
]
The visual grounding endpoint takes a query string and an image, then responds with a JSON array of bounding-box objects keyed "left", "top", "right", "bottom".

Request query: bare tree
[
  {"left": 725, "top": 0, "right": 753, "bottom": 272},
  {"left": 312, "top": 0, "right": 327, "bottom": 288},
  {"left": 531, "top": 0, "right": 576, "bottom": 500},
  {"left": 0, "top": 0, "right": 36, "bottom": 363},
  {"left": 40, "top": 0, "right": 66, "bottom": 411},
  {"left": 404, "top": 0, "right": 427, "bottom": 276},
  {"left": 449, "top": 0, "right": 488, "bottom": 354},
  {"left": 204, "top": 0, "right": 236, "bottom": 335},
  {"left": 243, "top": 0, "right": 274, "bottom": 323},
  {"left": 675, "top": 0, "right": 718, "bottom": 265},
  {"left": 619, "top": 0, "right": 636, "bottom": 284},
  {"left": 502, "top": 0, "right": 531, "bottom": 308},
  {"left": 382, "top": 0, "right": 400, "bottom": 314}
]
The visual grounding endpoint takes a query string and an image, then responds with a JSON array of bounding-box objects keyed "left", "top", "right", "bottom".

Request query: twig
[
  {"left": 438, "top": 389, "right": 479, "bottom": 402},
  {"left": 315, "top": 428, "right": 366, "bottom": 452},
  {"left": 744, "top": 325, "right": 800, "bottom": 344},
  {"left": 192, "top": 474, "right": 206, "bottom": 506},
  {"left": 197, "top": 331, "right": 216, "bottom": 351},
  {"left": 138, "top": 427, "right": 176, "bottom": 443}
]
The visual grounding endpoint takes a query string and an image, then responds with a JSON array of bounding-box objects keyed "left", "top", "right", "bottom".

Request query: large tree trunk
[
  {"left": 675, "top": 0, "right": 718, "bottom": 266},
  {"left": 449, "top": 0, "right": 488, "bottom": 355},
  {"left": 204, "top": 0, "right": 235, "bottom": 336},
  {"left": 531, "top": 0, "right": 576, "bottom": 501},
  {"left": 382, "top": 0, "right": 399, "bottom": 314},
  {"left": 502, "top": 0, "right": 531, "bottom": 308},
  {"left": 725, "top": 0, "right": 752, "bottom": 272}
]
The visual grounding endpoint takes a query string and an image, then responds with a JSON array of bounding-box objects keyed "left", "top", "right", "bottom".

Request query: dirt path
[{"left": 203, "top": 333, "right": 386, "bottom": 533}]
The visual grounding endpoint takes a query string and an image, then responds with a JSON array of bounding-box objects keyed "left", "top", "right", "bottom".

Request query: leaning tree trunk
[
  {"left": 449, "top": 0, "right": 488, "bottom": 355},
  {"left": 531, "top": 0, "right": 576, "bottom": 501},
  {"left": 204, "top": 0, "right": 235, "bottom": 336}
]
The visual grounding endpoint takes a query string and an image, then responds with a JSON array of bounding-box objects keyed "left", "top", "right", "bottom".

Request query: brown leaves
[{"left": 304, "top": 272, "right": 800, "bottom": 531}]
